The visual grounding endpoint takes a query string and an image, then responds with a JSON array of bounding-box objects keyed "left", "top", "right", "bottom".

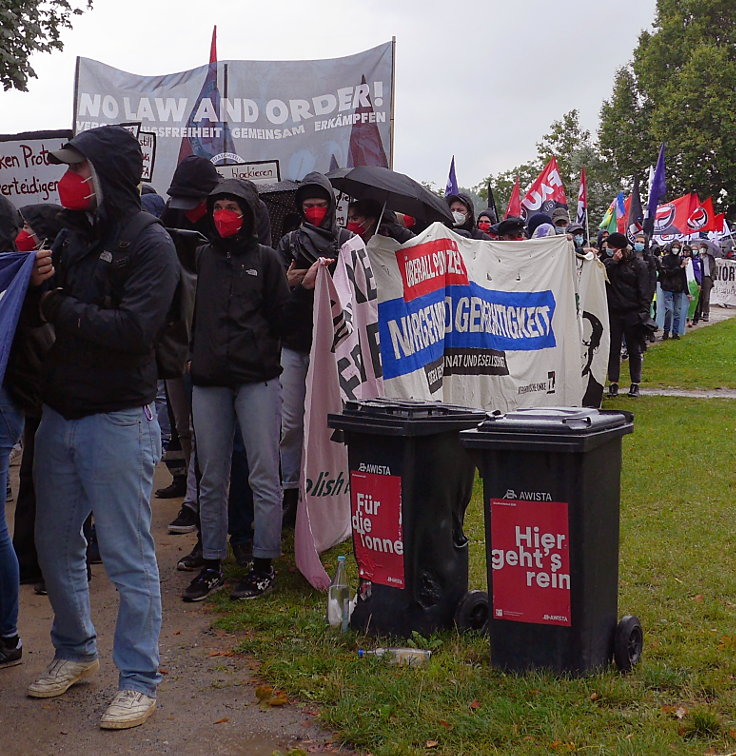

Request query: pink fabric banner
[{"left": 295, "top": 236, "right": 382, "bottom": 590}]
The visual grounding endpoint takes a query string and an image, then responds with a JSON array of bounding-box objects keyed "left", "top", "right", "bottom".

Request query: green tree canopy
[
  {"left": 599, "top": 0, "right": 736, "bottom": 215},
  {"left": 0, "top": 1, "right": 93, "bottom": 91}
]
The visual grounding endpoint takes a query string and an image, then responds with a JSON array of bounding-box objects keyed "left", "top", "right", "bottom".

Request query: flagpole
[{"left": 389, "top": 36, "right": 396, "bottom": 170}]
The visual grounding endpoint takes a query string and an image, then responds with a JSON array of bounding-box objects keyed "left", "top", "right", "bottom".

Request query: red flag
[
  {"left": 713, "top": 212, "right": 726, "bottom": 234},
  {"left": 576, "top": 168, "right": 587, "bottom": 225},
  {"left": 686, "top": 196, "right": 718, "bottom": 233},
  {"left": 209, "top": 26, "right": 217, "bottom": 64},
  {"left": 520, "top": 157, "right": 568, "bottom": 218},
  {"left": 654, "top": 193, "right": 698, "bottom": 236},
  {"left": 505, "top": 176, "right": 521, "bottom": 219},
  {"left": 347, "top": 75, "right": 388, "bottom": 168}
]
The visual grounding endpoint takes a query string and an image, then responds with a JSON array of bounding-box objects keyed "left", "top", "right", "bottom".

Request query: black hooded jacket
[
  {"left": 190, "top": 179, "right": 312, "bottom": 387},
  {"left": 446, "top": 193, "right": 491, "bottom": 241},
  {"left": 277, "top": 171, "right": 353, "bottom": 353},
  {"left": 0, "top": 195, "right": 21, "bottom": 251},
  {"left": 20, "top": 203, "right": 64, "bottom": 246},
  {"left": 659, "top": 249, "right": 688, "bottom": 293},
  {"left": 603, "top": 252, "right": 650, "bottom": 316},
  {"left": 34, "top": 126, "right": 178, "bottom": 418}
]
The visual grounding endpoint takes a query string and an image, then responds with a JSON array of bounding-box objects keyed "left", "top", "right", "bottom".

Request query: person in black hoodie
[
  {"left": 185, "top": 178, "right": 321, "bottom": 604},
  {"left": 658, "top": 242, "right": 689, "bottom": 339},
  {"left": 346, "top": 199, "right": 415, "bottom": 244},
  {"left": 446, "top": 193, "right": 491, "bottom": 240},
  {"left": 26, "top": 126, "right": 178, "bottom": 729},
  {"left": 603, "top": 232, "right": 650, "bottom": 398},
  {"left": 276, "top": 172, "right": 353, "bottom": 524}
]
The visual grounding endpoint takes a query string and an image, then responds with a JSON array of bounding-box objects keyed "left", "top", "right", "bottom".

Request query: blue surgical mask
[
  {"left": 573, "top": 235, "right": 584, "bottom": 246},
  {"left": 692, "top": 249, "right": 700, "bottom": 256},
  {"left": 634, "top": 242, "right": 645, "bottom": 252},
  {"left": 605, "top": 248, "right": 614, "bottom": 257}
]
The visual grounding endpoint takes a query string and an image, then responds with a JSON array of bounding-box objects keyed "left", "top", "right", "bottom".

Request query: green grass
[
  {"left": 642, "top": 315, "right": 736, "bottom": 389},
  {"left": 211, "top": 395, "right": 736, "bottom": 755}
]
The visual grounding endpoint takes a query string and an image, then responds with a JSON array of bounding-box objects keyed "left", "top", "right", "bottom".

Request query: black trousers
[
  {"left": 12, "top": 415, "right": 41, "bottom": 581},
  {"left": 608, "top": 314, "right": 643, "bottom": 384}
]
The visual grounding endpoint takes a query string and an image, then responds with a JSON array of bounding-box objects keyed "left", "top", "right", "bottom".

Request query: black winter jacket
[
  {"left": 34, "top": 126, "right": 178, "bottom": 419},
  {"left": 277, "top": 172, "right": 353, "bottom": 354},
  {"left": 190, "top": 179, "right": 311, "bottom": 387},
  {"left": 603, "top": 254, "right": 650, "bottom": 316},
  {"left": 658, "top": 252, "right": 688, "bottom": 293}
]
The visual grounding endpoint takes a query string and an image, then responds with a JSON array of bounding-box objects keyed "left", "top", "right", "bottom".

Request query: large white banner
[
  {"left": 368, "top": 225, "right": 583, "bottom": 411},
  {"left": 295, "top": 236, "right": 382, "bottom": 590},
  {"left": 712, "top": 258, "right": 736, "bottom": 306},
  {"left": 0, "top": 130, "right": 71, "bottom": 205},
  {"left": 74, "top": 43, "right": 393, "bottom": 195}
]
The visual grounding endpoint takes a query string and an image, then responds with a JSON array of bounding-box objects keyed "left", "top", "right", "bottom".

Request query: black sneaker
[
  {"left": 231, "top": 541, "right": 253, "bottom": 569},
  {"left": 155, "top": 476, "right": 187, "bottom": 499},
  {"left": 0, "top": 636, "right": 22, "bottom": 669},
  {"left": 177, "top": 538, "right": 204, "bottom": 571},
  {"left": 182, "top": 568, "right": 224, "bottom": 602},
  {"left": 608, "top": 383, "right": 619, "bottom": 398},
  {"left": 168, "top": 506, "right": 198, "bottom": 534},
  {"left": 628, "top": 384, "right": 640, "bottom": 398},
  {"left": 672, "top": 333, "right": 681, "bottom": 340},
  {"left": 662, "top": 332, "right": 669, "bottom": 340},
  {"left": 229, "top": 567, "right": 276, "bottom": 600}
]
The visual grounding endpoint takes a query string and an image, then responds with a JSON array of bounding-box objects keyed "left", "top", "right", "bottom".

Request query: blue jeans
[
  {"left": 279, "top": 348, "right": 310, "bottom": 490},
  {"left": 34, "top": 404, "right": 162, "bottom": 697},
  {"left": 229, "top": 426, "right": 254, "bottom": 547},
  {"left": 0, "top": 388, "right": 24, "bottom": 637},
  {"left": 662, "top": 290, "right": 682, "bottom": 334},
  {"left": 192, "top": 380, "right": 282, "bottom": 561}
]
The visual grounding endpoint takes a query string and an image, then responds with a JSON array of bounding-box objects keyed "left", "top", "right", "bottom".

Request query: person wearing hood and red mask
[
  {"left": 25, "top": 126, "right": 178, "bottom": 730},
  {"left": 276, "top": 173, "right": 354, "bottom": 525},
  {"left": 476, "top": 209, "right": 496, "bottom": 239},
  {"left": 184, "top": 179, "right": 321, "bottom": 604},
  {"left": 446, "top": 193, "right": 491, "bottom": 240},
  {"left": 346, "top": 199, "right": 415, "bottom": 244}
]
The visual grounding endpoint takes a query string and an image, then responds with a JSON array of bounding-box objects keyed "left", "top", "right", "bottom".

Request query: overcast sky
[{"left": 1, "top": 0, "right": 657, "bottom": 188}]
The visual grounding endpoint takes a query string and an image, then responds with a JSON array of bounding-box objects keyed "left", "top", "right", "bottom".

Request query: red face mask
[
  {"left": 403, "top": 215, "right": 416, "bottom": 228},
  {"left": 346, "top": 220, "right": 367, "bottom": 235},
  {"left": 184, "top": 201, "right": 207, "bottom": 224},
  {"left": 304, "top": 206, "right": 328, "bottom": 226},
  {"left": 213, "top": 208, "right": 243, "bottom": 238},
  {"left": 58, "top": 170, "right": 95, "bottom": 211},
  {"left": 478, "top": 220, "right": 492, "bottom": 233},
  {"left": 15, "top": 229, "right": 37, "bottom": 251}
]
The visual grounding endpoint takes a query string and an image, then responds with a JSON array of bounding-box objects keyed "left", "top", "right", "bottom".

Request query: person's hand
[
  {"left": 31, "top": 249, "right": 54, "bottom": 287},
  {"left": 688, "top": 294, "right": 693, "bottom": 301},
  {"left": 300, "top": 257, "right": 335, "bottom": 290},
  {"left": 613, "top": 249, "right": 623, "bottom": 261},
  {"left": 286, "top": 261, "right": 307, "bottom": 288}
]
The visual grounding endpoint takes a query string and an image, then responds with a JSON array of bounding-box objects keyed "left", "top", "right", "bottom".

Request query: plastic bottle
[
  {"left": 357, "top": 648, "right": 432, "bottom": 666},
  {"left": 327, "top": 555, "right": 350, "bottom": 631}
]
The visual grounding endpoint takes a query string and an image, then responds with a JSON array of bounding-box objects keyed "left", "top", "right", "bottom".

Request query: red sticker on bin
[
  {"left": 351, "top": 471, "right": 404, "bottom": 589},
  {"left": 490, "top": 498, "right": 571, "bottom": 626}
]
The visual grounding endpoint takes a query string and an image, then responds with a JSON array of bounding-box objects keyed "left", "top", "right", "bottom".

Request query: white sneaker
[
  {"left": 27, "top": 658, "right": 100, "bottom": 698},
  {"left": 100, "top": 689, "right": 156, "bottom": 730}
]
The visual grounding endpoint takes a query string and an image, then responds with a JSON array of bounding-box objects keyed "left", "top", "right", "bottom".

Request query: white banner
[
  {"left": 0, "top": 130, "right": 71, "bottom": 205},
  {"left": 295, "top": 236, "right": 382, "bottom": 590},
  {"left": 576, "top": 254, "right": 610, "bottom": 408},
  {"left": 368, "top": 224, "right": 583, "bottom": 411},
  {"left": 74, "top": 43, "right": 393, "bottom": 195},
  {"left": 712, "top": 258, "right": 736, "bottom": 306}
]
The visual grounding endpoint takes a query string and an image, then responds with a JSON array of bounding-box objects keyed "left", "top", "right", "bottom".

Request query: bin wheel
[
  {"left": 613, "top": 615, "right": 643, "bottom": 672},
  {"left": 454, "top": 590, "right": 489, "bottom": 633}
]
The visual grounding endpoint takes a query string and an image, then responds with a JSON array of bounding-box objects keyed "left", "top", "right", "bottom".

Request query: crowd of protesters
[{"left": 0, "top": 125, "right": 727, "bottom": 729}]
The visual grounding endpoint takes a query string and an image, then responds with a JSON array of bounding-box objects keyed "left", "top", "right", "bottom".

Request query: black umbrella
[{"left": 326, "top": 166, "right": 453, "bottom": 224}]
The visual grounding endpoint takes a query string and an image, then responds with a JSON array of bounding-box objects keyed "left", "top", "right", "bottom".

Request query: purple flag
[
  {"left": 445, "top": 155, "right": 459, "bottom": 197},
  {"left": 645, "top": 144, "right": 666, "bottom": 235}
]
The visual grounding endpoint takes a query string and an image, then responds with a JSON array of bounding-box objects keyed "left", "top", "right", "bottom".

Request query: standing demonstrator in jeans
[
  {"left": 658, "top": 242, "right": 689, "bottom": 340},
  {"left": 183, "top": 178, "right": 322, "bottom": 603},
  {"left": 26, "top": 126, "right": 177, "bottom": 730}
]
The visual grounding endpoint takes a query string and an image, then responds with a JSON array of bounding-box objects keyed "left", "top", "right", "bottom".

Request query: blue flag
[
  {"left": 645, "top": 143, "right": 666, "bottom": 234},
  {"left": 0, "top": 251, "right": 36, "bottom": 386},
  {"left": 445, "top": 155, "right": 459, "bottom": 197}
]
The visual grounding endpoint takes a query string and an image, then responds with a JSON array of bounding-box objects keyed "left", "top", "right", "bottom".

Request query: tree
[
  {"left": 0, "top": 1, "right": 93, "bottom": 91},
  {"left": 598, "top": 0, "right": 736, "bottom": 215}
]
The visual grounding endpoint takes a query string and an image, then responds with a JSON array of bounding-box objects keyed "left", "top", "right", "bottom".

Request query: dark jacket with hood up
[
  {"left": 190, "top": 179, "right": 311, "bottom": 387},
  {"left": 603, "top": 251, "right": 650, "bottom": 318},
  {"left": 446, "top": 193, "right": 491, "bottom": 241},
  {"left": 34, "top": 126, "right": 178, "bottom": 419},
  {"left": 277, "top": 171, "right": 354, "bottom": 353},
  {"left": 658, "top": 247, "right": 688, "bottom": 293}
]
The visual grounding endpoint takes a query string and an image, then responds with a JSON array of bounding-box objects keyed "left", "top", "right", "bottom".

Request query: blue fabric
[
  {"left": 34, "top": 404, "right": 162, "bottom": 697},
  {"left": 0, "top": 251, "right": 36, "bottom": 385},
  {"left": 445, "top": 156, "right": 459, "bottom": 198},
  {"left": 647, "top": 144, "right": 667, "bottom": 221}
]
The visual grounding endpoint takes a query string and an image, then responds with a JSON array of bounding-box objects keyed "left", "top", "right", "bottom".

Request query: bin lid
[
  {"left": 460, "top": 406, "right": 633, "bottom": 452},
  {"left": 328, "top": 398, "right": 486, "bottom": 437}
]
